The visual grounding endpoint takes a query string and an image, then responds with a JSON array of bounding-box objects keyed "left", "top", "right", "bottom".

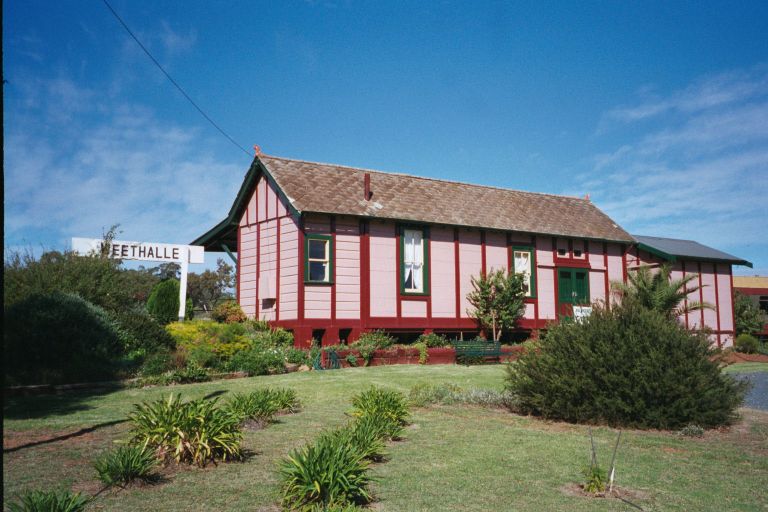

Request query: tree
[
  {"left": 734, "top": 291, "right": 763, "bottom": 336},
  {"left": 466, "top": 269, "right": 527, "bottom": 341},
  {"left": 187, "top": 258, "right": 235, "bottom": 311},
  {"left": 612, "top": 263, "right": 712, "bottom": 319}
]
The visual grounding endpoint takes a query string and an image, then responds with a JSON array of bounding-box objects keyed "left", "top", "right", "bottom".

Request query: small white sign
[
  {"left": 72, "top": 237, "right": 205, "bottom": 321},
  {"left": 71, "top": 238, "right": 204, "bottom": 264},
  {"left": 573, "top": 306, "right": 593, "bottom": 322}
]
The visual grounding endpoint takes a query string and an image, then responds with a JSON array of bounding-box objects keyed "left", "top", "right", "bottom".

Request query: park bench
[{"left": 452, "top": 340, "right": 511, "bottom": 362}]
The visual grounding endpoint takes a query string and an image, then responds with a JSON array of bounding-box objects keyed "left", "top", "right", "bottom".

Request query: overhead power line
[{"left": 100, "top": 0, "right": 253, "bottom": 158}]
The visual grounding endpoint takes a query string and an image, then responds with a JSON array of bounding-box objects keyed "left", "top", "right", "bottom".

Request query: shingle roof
[
  {"left": 260, "top": 156, "right": 634, "bottom": 242},
  {"left": 633, "top": 235, "right": 753, "bottom": 267}
]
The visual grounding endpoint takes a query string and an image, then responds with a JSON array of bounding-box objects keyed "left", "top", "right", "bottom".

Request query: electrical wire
[{"left": 100, "top": 0, "right": 253, "bottom": 158}]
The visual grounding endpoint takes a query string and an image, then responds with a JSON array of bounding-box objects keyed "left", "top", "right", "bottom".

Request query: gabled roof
[
  {"left": 193, "top": 155, "right": 634, "bottom": 249},
  {"left": 633, "top": 235, "right": 753, "bottom": 267}
]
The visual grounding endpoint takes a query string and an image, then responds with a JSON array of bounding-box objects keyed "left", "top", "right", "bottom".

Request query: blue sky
[{"left": 4, "top": 1, "right": 768, "bottom": 274}]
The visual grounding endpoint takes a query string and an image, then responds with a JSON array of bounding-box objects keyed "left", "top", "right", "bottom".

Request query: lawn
[{"left": 4, "top": 364, "right": 767, "bottom": 511}]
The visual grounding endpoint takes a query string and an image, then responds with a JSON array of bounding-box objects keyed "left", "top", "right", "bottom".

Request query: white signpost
[{"left": 72, "top": 238, "right": 205, "bottom": 321}]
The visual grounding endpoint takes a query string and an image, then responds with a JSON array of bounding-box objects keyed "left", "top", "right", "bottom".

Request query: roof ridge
[
  {"left": 260, "top": 154, "right": 588, "bottom": 202},
  {"left": 633, "top": 234, "right": 699, "bottom": 243}
]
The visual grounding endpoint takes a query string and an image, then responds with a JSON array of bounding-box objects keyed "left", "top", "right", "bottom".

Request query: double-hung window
[
  {"left": 400, "top": 227, "right": 429, "bottom": 294},
  {"left": 305, "top": 234, "right": 333, "bottom": 284},
  {"left": 512, "top": 246, "right": 536, "bottom": 297}
]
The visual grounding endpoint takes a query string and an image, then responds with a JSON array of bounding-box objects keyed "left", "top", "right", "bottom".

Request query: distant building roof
[
  {"left": 733, "top": 276, "right": 768, "bottom": 289},
  {"left": 193, "top": 155, "right": 634, "bottom": 250},
  {"left": 633, "top": 235, "right": 752, "bottom": 267}
]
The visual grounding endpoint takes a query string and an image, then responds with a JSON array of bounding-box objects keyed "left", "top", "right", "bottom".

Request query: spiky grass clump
[
  {"left": 7, "top": 489, "right": 89, "bottom": 512},
  {"left": 268, "top": 387, "right": 301, "bottom": 413},
  {"left": 225, "top": 390, "right": 280, "bottom": 426},
  {"left": 279, "top": 432, "right": 373, "bottom": 511},
  {"left": 129, "top": 394, "right": 242, "bottom": 466},
  {"left": 93, "top": 444, "right": 158, "bottom": 487},
  {"left": 350, "top": 387, "right": 409, "bottom": 431}
]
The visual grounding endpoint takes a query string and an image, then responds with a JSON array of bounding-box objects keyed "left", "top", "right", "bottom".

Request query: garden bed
[{"left": 324, "top": 344, "right": 524, "bottom": 367}]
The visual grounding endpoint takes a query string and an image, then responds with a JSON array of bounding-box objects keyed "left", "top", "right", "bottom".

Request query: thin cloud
[{"left": 584, "top": 67, "right": 768, "bottom": 269}]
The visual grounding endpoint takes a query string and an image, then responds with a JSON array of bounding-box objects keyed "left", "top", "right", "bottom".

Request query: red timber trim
[
  {"left": 454, "top": 228, "right": 461, "bottom": 319},
  {"left": 698, "top": 262, "right": 704, "bottom": 328},
  {"left": 236, "top": 224, "right": 242, "bottom": 304},
  {"left": 330, "top": 216, "right": 336, "bottom": 323},
  {"left": 621, "top": 244, "right": 629, "bottom": 283},
  {"left": 532, "top": 234, "right": 539, "bottom": 325},
  {"left": 255, "top": 220, "right": 261, "bottom": 318},
  {"left": 714, "top": 263, "right": 722, "bottom": 347},
  {"left": 360, "top": 219, "right": 370, "bottom": 326},
  {"left": 730, "top": 266, "right": 736, "bottom": 343},
  {"left": 275, "top": 217, "right": 281, "bottom": 320},
  {"left": 297, "top": 216, "right": 305, "bottom": 324},
  {"left": 603, "top": 242, "right": 610, "bottom": 305},
  {"left": 427, "top": 234, "right": 432, "bottom": 319},
  {"left": 395, "top": 224, "right": 402, "bottom": 319},
  {"left": 480, "top": 230, "right": 487, "bottom": 276},
  {"left": 736, "top": 287, "right": 768, "bottom": 295},
  {"left": 682, "top": 261, "right": 689, "bottom": 329}
]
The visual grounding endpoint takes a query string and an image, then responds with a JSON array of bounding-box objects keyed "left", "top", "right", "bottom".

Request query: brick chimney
[{"left": 364, "top": 173, "right": 372, "bottom": 200}]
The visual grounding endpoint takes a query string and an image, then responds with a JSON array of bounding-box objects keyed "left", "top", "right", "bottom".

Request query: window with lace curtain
[
  {"left": 512, "top": 246, "right": 536, "bottom": 297},
  {"left": 400, "top": 227, "right": 429, "bottom": 294}
]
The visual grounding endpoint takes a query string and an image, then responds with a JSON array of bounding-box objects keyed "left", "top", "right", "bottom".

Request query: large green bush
[
  {"left": 146, "top": 279, "right": 191, "bottom": 325},
  {"left": 505, "top": 303, "right": 747, "bottom": 429},
  {"left": 4, "top": 292, "right": 126, "bottom": 385}
]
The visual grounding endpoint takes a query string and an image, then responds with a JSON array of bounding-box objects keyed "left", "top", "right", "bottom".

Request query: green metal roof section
[
  {"left": 632, "top": 235, "right": 753, "bottom": 268},
  {"left": 190, "top": 157, "right": 302, "bottom": 251}
]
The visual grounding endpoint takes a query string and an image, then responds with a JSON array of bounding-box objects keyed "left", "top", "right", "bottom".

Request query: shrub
[
  {"left": 505, "top": 303, "right": 748, "bottom": 429},
  {"left": 678, "top": 424, "right": 705, "bottom": 437},
  {"left": 3, "top": 248, "right": 154, "bottom": 312},
  {"left": 129, "top": 394, "right": 242, "bottom": 466},
  {"left": 166, "top": 320, "right": 250, "bottom": 365},
  {"left": 279, "top": 431, "right": 373, "bottom": 510},
  {"left": 227, "top": 347, "right": 286, "bottom": 376},
  {"left": 413, "top": 342, "right": 428, "bottom": 364},
  {"left": 93, "top": 445, "right": 158, "bottom": 487},
  {"left": 7, "top": 489, "right": 90, "bottom": 512},
  {"left": 4, "top": 292, "right": 125, "bottom": 385},
  {"left": 582, "top": 464, "right": 607, "bottom": 494},
  {"left": 285, "top": 348, "right": 310, "bottom": 366},
  {"left": 147, "top": 279, "right": 184, "bottom": 325},
  {"left": 140, "top": 349, "right": 184, "bottom": 377},
  {"left": 211, "top": 300, "right": 247, "bottom": 323},
  {"left": 734, "top": 334, "right": 759, "bottom": 354},
  {"left": 345, "top": 353, "right": 359, "bottom": 367},
  {"left": 350, "top": 387, "right": 409, "bottom": 434},
  {"left": 416, "top": 332, "right": 450, "bottom": 348},
  {"left": 248, "top": 318, "right": 271, "bottom": 331},
  {"left": 113, "top": 307, "right": 175, "bottom": 354},
  {"left": 356, "top": 330, "right": 395, "bottom": 349}
]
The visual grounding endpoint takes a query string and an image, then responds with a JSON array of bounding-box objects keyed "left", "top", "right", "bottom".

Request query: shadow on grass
[
  {"left": 3, "top": 418, "right": 129, "bottom": 454},
  {"left": 3, "top": 384, "right": 124, "bottom": 421}
]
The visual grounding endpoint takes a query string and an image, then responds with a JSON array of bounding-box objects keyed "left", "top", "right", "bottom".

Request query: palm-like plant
[{"left": 612, "top": 264, "right": 713, "bottom": 319}]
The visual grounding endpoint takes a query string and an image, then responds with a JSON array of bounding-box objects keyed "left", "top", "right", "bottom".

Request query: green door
[{"left": 558, "top": 268, "right": 589, "bottom": 318}]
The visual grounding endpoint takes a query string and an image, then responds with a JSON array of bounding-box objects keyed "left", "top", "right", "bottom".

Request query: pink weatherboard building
[{"left": 194, "top": 155, "right": 752, "bottom": 348}]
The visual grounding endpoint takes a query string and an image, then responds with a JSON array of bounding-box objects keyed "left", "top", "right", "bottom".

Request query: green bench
[{"left": 452, "top": 340, "right": 510, "bottom": 362}]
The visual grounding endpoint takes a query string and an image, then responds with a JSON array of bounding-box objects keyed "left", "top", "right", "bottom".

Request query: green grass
[
  {"left": 4, "top": 365, "right": 767, "bottom": 511},
  {"left": 722, "top": 362, "right": 768, "bottom": 374}
]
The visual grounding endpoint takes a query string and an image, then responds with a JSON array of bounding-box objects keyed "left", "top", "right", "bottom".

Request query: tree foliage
[
  {"left": 146, "top": 279, "right": 192, "bottom": 325},
  {"left": 612, "top": 263, "right": 712, "bottom": 319},
  {"left": 734, "top": 291, "right": 763, "bottom": 336},
  {"left": 466, "top": 269, "right": 527, "bottom": 341},
  {"left": 187, "top": 258, "right": 235, "bottom": 311}
]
